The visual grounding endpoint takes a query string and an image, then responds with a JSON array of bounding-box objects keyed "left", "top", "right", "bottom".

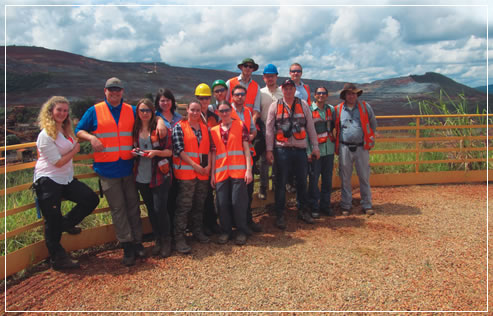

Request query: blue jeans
[
  {"left": 273, "top": 147, "right": 308, "bottom": 216},
  {"left": 308, "top": 154, "right": 334, "bottom": 211}
]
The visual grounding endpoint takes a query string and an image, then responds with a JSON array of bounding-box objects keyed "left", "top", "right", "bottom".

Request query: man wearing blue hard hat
[{"left": 258, "top": 64, "right": 282, "bottom": 200}]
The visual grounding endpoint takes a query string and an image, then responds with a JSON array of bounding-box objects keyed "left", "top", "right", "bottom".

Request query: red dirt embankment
[{"left": 3, "top": 184, "right": 488, "bottom": 312}]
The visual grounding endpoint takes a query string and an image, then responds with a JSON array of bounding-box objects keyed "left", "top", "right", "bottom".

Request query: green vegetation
[{"left": 1, "top": 71, "right": 52, "bottom": 93}]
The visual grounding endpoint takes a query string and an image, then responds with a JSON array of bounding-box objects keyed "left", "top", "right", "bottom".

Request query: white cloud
[{"left": 3, "top": 2, "right": 490, "bottom": 87}]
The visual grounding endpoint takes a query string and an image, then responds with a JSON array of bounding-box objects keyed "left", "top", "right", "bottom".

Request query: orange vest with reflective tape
[
  {"left": 311, "top": 105, "right": 334, "bottom": 144},
  {"left": 211, "top": 120, "right": 247, "bottom": 183},
  {"left": 303, "top": 84, "right": 311, "bottom": 105},
  {"left": 232, "top": 105, "right": 256, "bottom": 157},
  {"left": 228, "top": 77, "right": 259, "bottom": 111},
  {"left": 334, "top": 101, "right": 375, "bottom": 155},
  {"left": 172, "top": 120, "right": 210, "bottom": 180},
  {"left": 93, "top": 101, "right": 134, "bottom": 163},
  {"left": 275, "top": 98, "right": 307, "bottom": 142}
]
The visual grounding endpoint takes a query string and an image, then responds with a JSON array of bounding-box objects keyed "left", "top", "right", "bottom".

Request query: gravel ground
[{"left": 3, "top": 183, "right": 488, "bottom": 313}]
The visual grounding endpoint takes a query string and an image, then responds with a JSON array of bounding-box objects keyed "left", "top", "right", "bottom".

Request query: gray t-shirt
[{"left": 136, "top": 136, "right": 152, "bottom": 184}]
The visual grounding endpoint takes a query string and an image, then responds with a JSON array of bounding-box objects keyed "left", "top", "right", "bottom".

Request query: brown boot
[{"left": 159, "top": 237, "right": 172, "bottom": 258}]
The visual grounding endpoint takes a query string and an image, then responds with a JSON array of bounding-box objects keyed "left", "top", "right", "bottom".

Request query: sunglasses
[
  {"left": 316, "top": 91, "right": 328, "bottom": 95},
  {"left": 214, "top": 88, "right": 226, "bottom": 93},
  {"left": 197, "top": 96, "right": 211, "bottom": 101},
  {"left": 218, "top": 108, "right": 231, "bottom": 114},
  {"left": 233, "top": 92, "right": 246, "bottom": 97},
  {"left": 243, "top": 64, "right": 255, "bottom": 69},
  {"left": 290, "top": 69, "right": 302, "bottom": 73},
  {"left": 139, "top": 108, "right": 152, "bottom": 113},
  {"left": 107, "top": 87, "right": 122, "bottom": 92}
]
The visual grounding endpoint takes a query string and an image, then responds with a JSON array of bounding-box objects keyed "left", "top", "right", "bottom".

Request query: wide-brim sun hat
[
  {"left": 237, "top": 58, "right": 259, "bottom": 71},
  {"left": 339, "top": 83, "right": 363, "bottom": 100}
]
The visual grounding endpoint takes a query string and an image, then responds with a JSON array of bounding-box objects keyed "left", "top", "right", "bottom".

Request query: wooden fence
[{"left": 1, "top": 114, "right": 491, "bottom": 278}]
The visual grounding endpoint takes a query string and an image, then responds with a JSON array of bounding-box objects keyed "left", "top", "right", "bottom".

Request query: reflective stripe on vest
[
  {"left": 334, "top": 101, "right": 375, "bottom": 155},
  {"left": 232, "top": 106, "right": 256, "bottom": 157},
  {"left": 93, "top": 101, "right": 134, "bottom": 163},
  {"left": 228, "top": 77, "right": 259, "bottom": 110},
  {"left": 274, "top": 99, "right": 307, "bottom": 142},
  {"left": 312, "top": 106, "right": 333, "bottom": 144},
  {"left": 211, "top": 120, "right": 247, "bottom": 183},
  {"left": 172, "top": 120, "right": 210, "bottom": 180}
]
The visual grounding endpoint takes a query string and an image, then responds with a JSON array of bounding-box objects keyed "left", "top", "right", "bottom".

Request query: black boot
[
  {"left": 159, "top": 236, "right": 172, "bottom": 258},
  {"left": 151, "top": 238, "right": 161, "bottom": 256},
  {"left": 121, "top": 242, "right": 136, "bottom": 266},
  {"left": 51, "top": 249, "right": 80, "bottom": 270}
]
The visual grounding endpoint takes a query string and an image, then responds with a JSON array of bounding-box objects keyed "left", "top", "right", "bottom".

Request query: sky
[{"left": 2, "top": 0, "right": 491, "bottom": 88}]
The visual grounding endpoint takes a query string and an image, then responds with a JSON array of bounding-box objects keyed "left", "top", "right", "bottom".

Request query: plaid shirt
[{"left": 172, "top": 121, "right": 205, "bottom": 156}]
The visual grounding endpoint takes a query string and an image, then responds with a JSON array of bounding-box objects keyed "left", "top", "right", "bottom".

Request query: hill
[
  {"left": 474, "top": 85, "right": 492, "bottom": 94},
  {"left": 2, "top": 45, "right": 487, "bottom": 123}
]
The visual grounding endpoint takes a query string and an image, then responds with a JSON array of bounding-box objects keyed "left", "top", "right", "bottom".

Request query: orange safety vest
[
  {"left": 172, "top": 120, "right": 210, "bottom": 180},
  {"left": 232, "top": 105, "right": 256, "bottom": 157},
  {"left": 211, "top": 120, "right": 247, "bottom": 183},
  {"left": 311, "top": 105, "right": 334, "bottom": 144},
  {"left": 228, "top": 77, "right": 259, "bottom": 111},
  {"left": 303, "top": 84, "right": 311, "bottom": 105},
  {"left": 93, "top": 101, "right": 134, "bottom": 163},
  {"left": 334, "top": 101, "right": 375, "bottom": 155},
  {"left": 274, "top": 98, "right": 307, "bottom": 142}
]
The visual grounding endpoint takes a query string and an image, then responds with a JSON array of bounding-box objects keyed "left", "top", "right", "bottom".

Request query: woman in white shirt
[{"left": 33, "top": 96, "right": 99, "bottom": 270}]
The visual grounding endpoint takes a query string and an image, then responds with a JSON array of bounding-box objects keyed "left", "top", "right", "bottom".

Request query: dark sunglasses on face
[
  {"left": 316, "top": 91, "right": 328, "bottom": 95},
  {"left": 214, "top": 88, "right": 226, "bottom": 93},
  {"left": 290, "top": 69, "right": 302, "bottom": 73},
  {"left": 107, "top": 87, "right": 122, "bottom": 92},
  {"left": 218, "top": 108, "right": 231, "bottom": 114},
  {"left": 197, "top": 96, "right": 211, "bottom": 101},
  {"left": 139, "top": 108, "right": 152, "bottom": 113},
  {"left": 233, "top": 92, "right": 246, "bottom": 97},
  {"left": 243, "top": 64, "right": 255, "bottom": 69}
]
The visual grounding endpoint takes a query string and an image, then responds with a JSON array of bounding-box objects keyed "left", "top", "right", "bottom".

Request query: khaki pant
[
  {"left": 99, "top": 174, "right": 143, "bottom": 243},
  {"left": 174, "top": 179, "right": 209, "bottom": 238}
]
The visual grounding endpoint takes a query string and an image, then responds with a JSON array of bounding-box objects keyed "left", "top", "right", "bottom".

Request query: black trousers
[
  {"left": 203, "top": 185, "right": 218, "bottom": 229},
  {"left": 137, "top": 178, "right": 171, "bottom": 239},
  {"left": 34, "top": 177, "right": 99, "bottom": 257},
  {"left": 215, "top": 177, "right": 249, "bottom": 235}
]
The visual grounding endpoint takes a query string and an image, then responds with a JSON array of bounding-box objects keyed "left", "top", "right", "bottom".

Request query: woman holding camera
[
  {"left": 33, "top": 96, "right": 99, "bottom": 270},
  {"left": 132, "top": 98, "right": 173, "bottom": 258}
]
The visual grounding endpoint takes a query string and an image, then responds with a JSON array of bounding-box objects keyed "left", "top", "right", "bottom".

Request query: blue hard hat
[{"left": 263, "top": 63, "right": 278, "bottom": 75}]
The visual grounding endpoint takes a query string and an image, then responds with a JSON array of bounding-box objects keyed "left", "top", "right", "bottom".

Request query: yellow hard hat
[{"left": 195, "top": 83, "right": 212, "bottom": 97}]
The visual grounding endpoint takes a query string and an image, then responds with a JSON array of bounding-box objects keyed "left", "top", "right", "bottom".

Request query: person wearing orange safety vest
[
  {"left": 226, "top": 58, "right": 261, "bottom": 123},
  {"left": 265, "top": 79, "right": 320, "bottom": 230},
  {"left": 306, "top": 87, "right": 336, "bottom": 220},
  {"left": 289, "top": 63, "right": 312, "bottom": 107},
  {"left": 171, "top": 100, "right": 212, "bottom": 254},
  {"left": 334, "top": 83, "right": 377, "bottom": 216},
  {"left": 230, "top": 85, "right": 262, "bottom": 233},
  {"left": 76, "top": 77, "right": 167, "bottom": 267},
  {"left": 210, "top": 101, "right": 253, "bottom": 245}
]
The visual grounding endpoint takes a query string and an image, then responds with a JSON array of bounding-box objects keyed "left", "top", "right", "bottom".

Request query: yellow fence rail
[{"left": 2, "top": 113, "right": 491, "bottom": 278}]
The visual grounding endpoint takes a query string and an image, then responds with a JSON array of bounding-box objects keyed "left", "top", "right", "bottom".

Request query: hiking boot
[
  {"left": 235, "top": 232, "right": 247, "bottom": 245},
  {"left": 216, "top": 233, "right": 230, "bottom": 244},
  {"left": 121, "top": 242, "right": 136, "bottom": 266},
  {"left": 298, "top": 211, "right": 314, "bottom": 224},
  {"left": 258, "top": 192, "right": 266, "bottom": 200},
  {"left": 151, "top": 238, "right": 161, "bottom": 256},
  {"left": 364, "top": 208, "right": 375, "bottom": 216},
  {"left": 175, "top": 237, "right": 191, "bottom": 254},
  {"left": 342, "top": 209, "right": 350, "bottom": 216},
  {"left": 193, "top": 231, "right": 210, "bottom": 244},
  {"left": 134, "top": 243, "right": 147, "bottom": 258},
  {"left": 51, "top": 250, "right": 80, "bottom": 270},
  {"left": 248, "top": 221, "right": 262, "bottom": 233},
  {"left": 311, "top": 210, "right": 320, "bottom": 219},
  {"left": 159, "top": 237, "right": 172, "bottom": 258},
  {"left": 276, "top": 215, "right": 287, "bottom": 230},
  {"left": 321, "top": 207, "right": 334, "bottom": 217}
]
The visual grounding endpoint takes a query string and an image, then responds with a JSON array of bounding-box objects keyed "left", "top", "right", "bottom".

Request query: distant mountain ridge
[
  {"left": 474, "top": 85, "right": 492, "bottom": 94},
  {"left": 2, "top": 46, "right": 487, "bottom": 118}
]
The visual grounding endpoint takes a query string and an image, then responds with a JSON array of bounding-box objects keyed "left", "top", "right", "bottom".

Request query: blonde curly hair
[{"left": 37, "top": 96, "right": 75, "bottom": 140}]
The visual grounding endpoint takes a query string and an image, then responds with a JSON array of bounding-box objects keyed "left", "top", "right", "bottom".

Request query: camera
[{"left": 280, "top": 121, "right": 292, "bottom": 138}]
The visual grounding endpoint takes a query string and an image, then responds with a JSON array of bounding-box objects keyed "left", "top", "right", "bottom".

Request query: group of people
[{"left": 33, "top": 58, "right": 377, "bottom": 270}]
